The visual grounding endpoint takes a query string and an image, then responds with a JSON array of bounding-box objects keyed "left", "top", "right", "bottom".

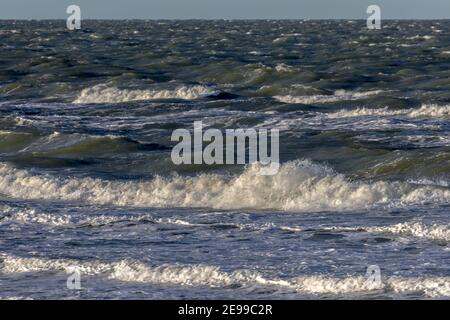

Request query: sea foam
[
  {"left": 324, "top": 222, "right": 450, "bottom": 242},
  {"left": 274, "top": 90, "right": 384, "bottom": 104},
  {"left": 327, "top": 104, "right": 450, "bottom": 119},
  {"left": 74, "top": 84, "right": 217, "bottom": 104},
  {"left": 2, "top": 203, "right": 448, "bottom": 242},
  {"left": 0, "top": 160, "right": 449, "bottom": 212},
  {"left": 1, "top": 254, "right": 449, "bottom": 297},
  {"left": 367, "top": 222, "right": 450, "bottom": 241}
]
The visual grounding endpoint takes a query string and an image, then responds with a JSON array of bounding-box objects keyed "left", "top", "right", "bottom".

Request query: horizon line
[{"left": 1, "top": 18, "right": 450, "bottom": 21}]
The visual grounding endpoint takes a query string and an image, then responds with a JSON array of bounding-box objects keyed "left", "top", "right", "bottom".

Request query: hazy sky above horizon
[{"left": 0, "top": 0, "right": 449, "bottom": 19}]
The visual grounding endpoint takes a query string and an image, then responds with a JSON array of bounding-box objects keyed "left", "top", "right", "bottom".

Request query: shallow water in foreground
[{"left": 0, "top": 20, "right": 449, "bottom": 299}]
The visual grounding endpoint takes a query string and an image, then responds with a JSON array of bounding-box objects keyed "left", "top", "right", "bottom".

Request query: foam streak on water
[{"left": 2, "top": 254, "right": 449, "bottom": 298}]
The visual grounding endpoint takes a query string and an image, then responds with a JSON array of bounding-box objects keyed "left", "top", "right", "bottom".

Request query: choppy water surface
[{"left": 0, "top": 20, "right": 449, "bottom": 299}]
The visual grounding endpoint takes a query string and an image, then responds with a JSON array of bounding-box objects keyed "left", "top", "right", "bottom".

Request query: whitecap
[
  {"left": 0, "top": 160, "right": 449, "bottom": 212},
  {"left": 274, "top": 90, "right": 384, "bottom": 104},
  {"left": 326, "top": 104, "right": 450, "bottom": 119},
  {"left": 73, "top": 84, "right": 217, "bottom": 104},
  {"left": 1, "top": 254, "right": 449, "bottom": 297}
]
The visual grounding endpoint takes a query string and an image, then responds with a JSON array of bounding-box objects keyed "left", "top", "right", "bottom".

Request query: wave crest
[
  {"left": 0, "top": 160, "right": 449, "bottom": 211},
  {"left": 328, "top": 104, "right": 450, "bottom": 119},
  {"left": 324, "top": 222, "right": 450, "bottom": 242},
  {"left": 274, "top": 90, "right": 384, "bottom": 104},
  {"left": 2, "top": 254, "right": 449, "bottom": 297},
  {"left": 367, "top": 222, "right": 450, "bottom": 241},
  {"left": 73, "top": 84, "right": 217, "bottom": 104}
]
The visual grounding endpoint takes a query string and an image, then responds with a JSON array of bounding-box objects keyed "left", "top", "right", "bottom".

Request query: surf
[
  {"left": 73, "top": 84, "right": 218, "bottom": 104},
  {"left": 2, "top": 253, "right": 449, "bottom": 298},
  {"left": 0, "top": 159, "right": 449, "bottom": 212}
]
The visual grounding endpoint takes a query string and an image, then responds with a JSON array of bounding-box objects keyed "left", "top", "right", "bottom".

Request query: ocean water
[{"left": 0, "top": 20, "right": 449, "bottom": 299}]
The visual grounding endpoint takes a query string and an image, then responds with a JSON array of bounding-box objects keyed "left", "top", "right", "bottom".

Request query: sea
[{"left": 0, "top": 20, "right": 449, "bottom": 299}]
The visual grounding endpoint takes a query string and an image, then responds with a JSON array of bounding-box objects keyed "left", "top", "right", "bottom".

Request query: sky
[{"left": 0, "top": 0, "right": 449, "bottom": 19}]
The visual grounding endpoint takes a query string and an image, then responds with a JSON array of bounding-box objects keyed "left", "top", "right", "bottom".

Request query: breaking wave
[
  {"left": 327, "top": 104, "right": 450, "bottom": 119},
  {"left": 73, "top": 84, "right": 217, "bottom": 104},
  {"left": 1, "top": 254, "right": 449, "bottom": 297},
  {"left": 274, "top": 89, "right": 384, "bottom": 104},
  {"left": 0, "top": 160, "right": 449, "bottom": 212}
]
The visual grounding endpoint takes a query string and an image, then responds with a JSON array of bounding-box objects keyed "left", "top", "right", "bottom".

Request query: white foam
[
  {"left": 407, "top": 105, "right": 450, "bottom": 118},
  {"left": 1, "top": 208, "right": 72, "bottom": 226},
  {"left": 327, "top": 107, "right": 406, "bottom": 118},
  {"left": 1, "top": 254, "right": 111, "bottom": 275},
  {"left": 0, "top": 208, "right": 147, "bottom": 228},
  {"left": 324, "top": 222, "right": 450, "bottom": 242},
  {"left": 4, "top": 204, "right": 447, "bottom": 242},
  {"left": 0, "top": 206, "right": 293, "bottom": 233},
  {"left": 73, "top": 84, "right": 217, "bottom": 104},
  {"left": 0, "top": 254, "right": 259, "bottom": 288},
  {"left": 274, "top": 90, "right": 384, "bottom": 104},
  {"left": 292, "top": 276, "right": 450, "bottom": 297},
  {"left": 279, "top": 226, "right": 303, "bottom": 232},
  {"left": 407, "top": 35, "right": 434, "bottom": 40},
  {"left": 367, "top": 222, "right": 450, "bottom": 242},
  {"left": 0, "top": 204, "right": 206, "bottom": 228},
  {"left": 327, "top": 105, "right": 450, "bottom": 119},
  {"left": 0, "top": 160, "right": 449, "bottom": 212},
  {"left": 274, "top": 63, "right": 294, "bottom": 72},
  {"left": 1, "top": 254, "right": 449, "bottom": 297}
]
